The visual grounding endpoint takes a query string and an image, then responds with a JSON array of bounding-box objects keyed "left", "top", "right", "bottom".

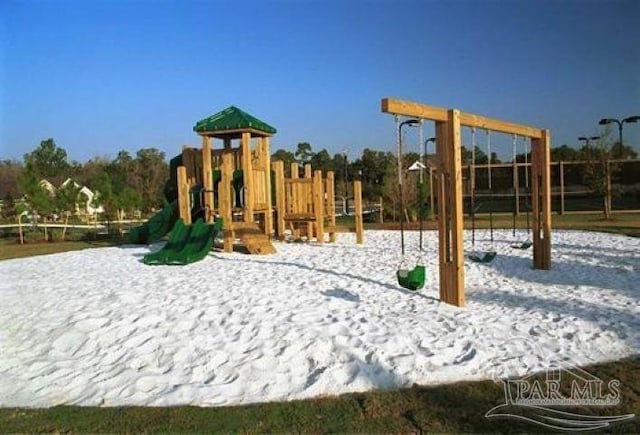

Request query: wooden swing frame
[{"left": 382, "top": 98, "right": 552, "bottom": 307}]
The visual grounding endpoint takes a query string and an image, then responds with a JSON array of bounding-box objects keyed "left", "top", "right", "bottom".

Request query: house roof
[{"left": 193, "top": 106, "right": 277, "bottom": 139}]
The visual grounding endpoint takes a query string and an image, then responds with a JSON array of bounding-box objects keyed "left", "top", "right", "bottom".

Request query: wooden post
[
  {"left": 272, "top": 161, "right": 286, "bottom": 240},
  {"left": 18, "top": 213, "right": 24, "bottom": 245},
  {"left": 305, "top": 163, "right": 314, "bottom": 238},
  {"left": 559, "top": 161, "right": 565, "bottom": 215},
  {"left": 531, "top": 129, "right": 552, "bottom": 270},
  {"left": 379, "top": 196, "right": 384, "bottom": 223},
  {"left": 241, "top": 132, "right": 254, "bottom": 222},
  {"left": 177, "top": 166, "right": 191, "bottom": 225},
  {"left": 326, "top": 171, "right": 336, "bottom": 242},
  {"left": 313, "top": 170, "right": 324, "bottom": 244},
  {"left": 221, "top": 152, "right": 234, "bottom": 252},
  {"left": 354, "top": 180, "right": 364, "bottom": 244},
  {"left": 435, "top": 110, "right": 465, "bottom": 307},
  {"left": 605, "top": 159, "right": 612, "bottom": 219},
  {"left": 263, "top": 137, "right": 273, "bottom": 237},
  {"left": 202, "top": 136, "right": 214, "bottom": 223},
  {"left": 291, "top": 162, "right": 300, "bottom": 239},
  {"left": 429, "top": 166, "right": 435, "bottom": 218},
  {"left": 513, "top": 161, "right": 520, "bottom": 216}
]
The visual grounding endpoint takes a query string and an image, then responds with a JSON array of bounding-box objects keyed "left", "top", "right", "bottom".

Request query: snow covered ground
[{"left": 0, "top": 229, "right": 638, "bottom": 408}]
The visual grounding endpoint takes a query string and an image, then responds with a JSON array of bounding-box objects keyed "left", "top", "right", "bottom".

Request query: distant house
[{"left": 39, "top": 178, "right": 104, "bottom": 217}]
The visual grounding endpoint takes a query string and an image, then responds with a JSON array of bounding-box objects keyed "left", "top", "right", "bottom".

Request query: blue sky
[{"left": 1, "top": 0, "right": 639, "bottom": 163}]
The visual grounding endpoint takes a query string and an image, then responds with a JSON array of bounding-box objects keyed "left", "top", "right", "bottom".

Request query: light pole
[
  {"left": 342, "top": 149, "right": 348, "bottom": 215},
  {"left": 598, "top": 116, "right": 640, "bottom": 154},
  {"left": 578, "top": 135, "right": 600, "bottom": 149}
]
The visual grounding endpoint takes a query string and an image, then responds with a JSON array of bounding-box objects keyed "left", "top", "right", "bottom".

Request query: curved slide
[
  {"left": 128, "top": 201, "right": 179, "bottom": 244},
  {"left": 143, "top": 218, "right": 223, "bottom": 265}
]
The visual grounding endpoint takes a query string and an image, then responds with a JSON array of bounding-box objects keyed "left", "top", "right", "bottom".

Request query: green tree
[
  {"left": 610, "top": 142, "right": 637, "bottom": 160},
  {"left": 2, "top": 193, "right": 15, "bottom": 220},
  {"left": 23, "top": 138, "right": 70, "bottom": 183},
  {"left": 107, "top": 150, "right": 137, "bottom": 194},
  {"left": 308, "top": 149, "right": 334, "bottom": 174},
  {"left": 294, "top": 142, "right": 313, "bottom": 165},
  {"left": 91, "top": 172, "right": 114, "bottom": 216},
  {"left": 551, "top": 144, "right": 579, "bottom": 162},
  {"left": 55, "top": 181, "right": 82, "bottom": 240},
  {"left": 18, "top": 168, "right": 54, "bottom": 240},
  {"left": 0, "top": 159, "right": 23, "bottom": 198},
  {"left": 134, "top": 148, "right": 167, "bottom": 212},
  {"left": 271, "top": 149, "right": 296, "bottom": 177},
  {"left": 113, "top": 187, "right": 142, "bottom": 221},
  {"left": 580, "top": 131, "right": 620, "bottom": 219}
]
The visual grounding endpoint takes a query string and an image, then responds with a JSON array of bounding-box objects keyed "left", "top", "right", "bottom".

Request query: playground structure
[
  {"left": 382, "top": 97, "right": 552, "bottom": 307},
  {"left": 272, "top": 161, "right": 364, "bottom": 244},
  {"left": 129, "top": 106, "right": 363, "bottom": 259}
]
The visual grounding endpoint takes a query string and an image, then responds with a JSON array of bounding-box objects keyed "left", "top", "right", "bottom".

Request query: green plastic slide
[
  {"left": 128, "top": 201, "right": 179, "bottom": 244},
  {"left": 143, "top": 218, "right": 223, "bottom": 265},
  {"left": 169, "top": 218, "right": 223, "bottom": 265},
  {"left": 142, "top": 218, "right": 190, "bottom": 265}
]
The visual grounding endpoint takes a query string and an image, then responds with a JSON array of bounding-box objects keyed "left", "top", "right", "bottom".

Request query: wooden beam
[
  {"left": 177, "top": 166, "right": 191, "bottom": 226},
  {"left": 531, "top": 129, "right": 552, "bottom": 270},
  {"left": 272, "top": 161, "right": 286, "bottom": 240},
  {"left": 382, "top": 98, "right": 447, "bottom": 122},
  {"left": 241, "top": 132, "right": 254, "bottom": 222},
  {"left": 305, "top": 164, "right": 314, "bottom": 239},
  {"left": 313, "top": 170, "right": 324, "bottom": 244},
  {"left": 202, "top": 136, "right": 214, "bottom": 223},
  {"left": 263, "top": 137, "right": 273, "bottom": 237},
  {"left": 434, "top": 110, "right": 465, "bottom": 308},
  {"left": 221, "top": 152, "right": 234, "bottom": 252},
  {"left": 382, "top": 97, "right": 543, "bottom": 139},
  {"left": 354, "top": 180, "right": 364, "bottom": 244},
  {"left": 326, "top": 171, "right": 336, "bottom": 242}
]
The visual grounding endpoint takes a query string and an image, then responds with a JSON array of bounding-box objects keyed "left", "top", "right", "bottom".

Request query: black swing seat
[
  {"left": 397, "top": 265, "right": 426, "bottom": 291},
  {"left": 511, "top": 241, "right": 532, "bottom": 250},
  {"left": 468, "top": 251, "right": 497, "bottom": 263}
]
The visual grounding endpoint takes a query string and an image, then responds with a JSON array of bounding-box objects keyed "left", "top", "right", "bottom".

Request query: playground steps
[
  {"left": 325, "top": 225, "right": 356, "bottom": 233},
  {"left": 234, "top": 224, "right": 276, "bottom": 255}
]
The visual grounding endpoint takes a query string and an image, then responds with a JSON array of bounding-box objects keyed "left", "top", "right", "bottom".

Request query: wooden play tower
[
  {"left": 382, "top": 98, "right": 552, "bottom": 308},
  {"left": 174, "top": 106, "right": 364, "bottom": 254},
  {"left": 177, "top": 106, "right": 277, "bottom": 254}
]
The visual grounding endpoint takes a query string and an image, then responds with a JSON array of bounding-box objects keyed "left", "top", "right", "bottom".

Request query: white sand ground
[{"left": 0, "top": 229, "right": 638, "bottom": 408}]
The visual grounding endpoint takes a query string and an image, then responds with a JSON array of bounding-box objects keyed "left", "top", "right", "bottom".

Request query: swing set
[
  {"left": 395, "top": 118, "right": 427, "bottom": 291},
  {"left": 467, "top": 128, "right": 497, "bottom": 264},
  {"left": 383, "top": 98, "right": 552, "bottom": 307}
]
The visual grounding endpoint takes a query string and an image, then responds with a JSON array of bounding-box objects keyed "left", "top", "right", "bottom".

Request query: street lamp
[
  {"left": 578, "top": 136, "right": 600, "bottom": 147},
  {"left": 598, "top": 116, "right": 640, "bottom": 150}
]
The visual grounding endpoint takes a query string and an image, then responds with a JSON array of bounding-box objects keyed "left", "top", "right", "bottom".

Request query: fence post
[{"left": 559, "top": 161, "right": 565, "bottom": 215}]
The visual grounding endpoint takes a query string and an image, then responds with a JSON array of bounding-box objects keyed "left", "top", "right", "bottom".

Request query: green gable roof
[{"left": 193, "top": 106, "right": 277, "bottom": 136}]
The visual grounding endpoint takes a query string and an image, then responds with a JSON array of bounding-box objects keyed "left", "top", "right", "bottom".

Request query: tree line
[
  {"left": 1, "top": 139, "right": 168, "bottom": 222},
  {"left": 1, "top": 133, "right": 637, "bottom": 222}
]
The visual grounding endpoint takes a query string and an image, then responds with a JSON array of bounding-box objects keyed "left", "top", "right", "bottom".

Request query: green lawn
[
  {"left": 1, "top": 357, "right": 638, "bottom": 433},
  {"left": 0, "top": 238, "right": 121, "bottom": 261},
  {"left": 1, "top": 213, "right": 638, "bottom": 432}
]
